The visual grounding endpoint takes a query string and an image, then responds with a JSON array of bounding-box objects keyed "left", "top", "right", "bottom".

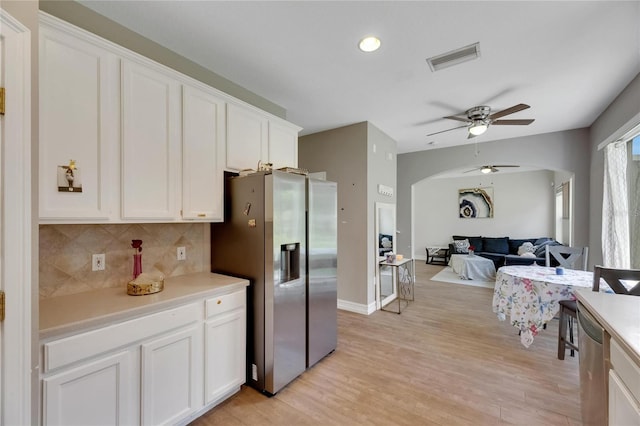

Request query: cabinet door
[
  {"left": 140, "top": 325, "right": 203, "bottom": 426},
  {"left": 182, "top": 85, "right": 225, "bottom": 221},
  {"left": 42, "top": 351, "right": 135, "bottom": 426},
  {"left": 122, "top": 60, "right": 181, "bottom": 220},
  {"left": 268, "top": 120, "right": 299, "bottom": 169},
  {"left": 226, "top": 103, "right": 268, "bottom": 171},
  {"left": 204, "top": 309, "right": 246, "bottom": 404},
  {"left": 39, "top": 25, "right": 118, "bottom": 221},
  {"left": 609, "top": 370, "right": 640, "bottom": 425}
]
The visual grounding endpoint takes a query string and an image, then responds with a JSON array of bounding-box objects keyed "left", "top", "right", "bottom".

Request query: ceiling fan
[
  {"left": 464, "top": 165, "right": 520, "bottom": 174},
  {"left": 427, "top": 103, "right": 535, "bottom": 139}
]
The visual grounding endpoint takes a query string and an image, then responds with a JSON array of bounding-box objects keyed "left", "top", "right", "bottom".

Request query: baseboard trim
[{"left": 337, "top": 299, "right": 376, "bottom": 315}]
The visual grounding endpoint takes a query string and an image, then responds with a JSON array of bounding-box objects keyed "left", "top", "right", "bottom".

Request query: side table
[
  {"left": 379, "top": 258, "right": 415, "bottom": 314},
  {"left": 426, "top": 247, "right": 450, "bottom": 265}
]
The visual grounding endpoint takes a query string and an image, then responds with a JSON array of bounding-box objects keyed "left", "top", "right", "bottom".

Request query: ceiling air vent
[{"left": 426, "top": 42, "right": 481, "bottom": 72}]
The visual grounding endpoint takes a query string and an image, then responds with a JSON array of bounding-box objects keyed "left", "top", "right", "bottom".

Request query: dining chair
[
  {"left": 553, "top": 245, "right": 589, "bottom": 359},
  {"left": 546, "top": 245, "right": 588, "bottom": 270},
  {"left": 592, "top": 265, "right": 640, "bottom": 295}
]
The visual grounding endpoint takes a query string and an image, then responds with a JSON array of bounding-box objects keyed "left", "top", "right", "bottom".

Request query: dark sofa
[{"left": 448, "top": 236, "right": 560, "bottom": 269}]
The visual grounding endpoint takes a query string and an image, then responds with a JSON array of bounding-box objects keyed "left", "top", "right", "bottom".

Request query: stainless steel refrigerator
[
  {"left": 211, "top": 170, "right": 308, "bottom": 395},
  {"left": 306, "top": 177, "right": 338, "bottom": 368}
]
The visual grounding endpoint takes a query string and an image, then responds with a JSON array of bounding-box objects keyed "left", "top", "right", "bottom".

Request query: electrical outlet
[
  {"left": 92, "top": 254, "right": 105, "bottom": 271},
  {"left": 177, "top": 247, "right": 186, "bottom": 261}
]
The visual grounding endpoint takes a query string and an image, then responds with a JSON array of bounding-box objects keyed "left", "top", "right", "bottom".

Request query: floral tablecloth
[{"left": 492, "top": 265, "right": 608, "bottom": 347}]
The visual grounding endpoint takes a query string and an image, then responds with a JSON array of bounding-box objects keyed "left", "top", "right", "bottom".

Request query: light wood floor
[{"left": 192, "top": 262, "right": 582, "bottom": 425}]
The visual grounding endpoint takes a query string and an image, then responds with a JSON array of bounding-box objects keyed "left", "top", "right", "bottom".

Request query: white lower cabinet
[
  {"left": 41, "top": 287, "right": 247, "bottom": 425},
  {"left": 608, "top": 339, "right": 640, "bottom": 425},
  {"left": 42, "top": 350, "right": 136, "bottom": 426},
  {"left": 205, "top": 309, "right": 246, "bottom": 404},
  {"left": 141, "top": 325, "right": 203, "bottom": 426}
]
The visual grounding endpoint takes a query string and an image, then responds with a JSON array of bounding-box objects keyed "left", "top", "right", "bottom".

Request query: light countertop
[
  {"left": 40, "top": 272, "right": 249, "bottom": 340},
  {"left": 575, "top": 289, "right": 640, "bottom": 365}
]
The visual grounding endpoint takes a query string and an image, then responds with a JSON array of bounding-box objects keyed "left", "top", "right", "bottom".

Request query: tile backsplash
[{"left": 39, "top": 223, "right": 210, "bottom": 299}]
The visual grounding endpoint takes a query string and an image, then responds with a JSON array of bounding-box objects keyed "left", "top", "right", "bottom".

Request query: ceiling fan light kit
[
  {"left": 469, "top": 120, "right": 488, "bottom": 136},
  {"left": 465, "top": 165, "right": 521, "bottom": 174}
]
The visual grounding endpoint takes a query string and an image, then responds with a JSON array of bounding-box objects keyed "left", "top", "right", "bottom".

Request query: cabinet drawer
[
  {"left": 610, "top": 339, "right": 640, "bottom": 403},
  {"left": 206, "top": 290, "right": 246, "bottom": 318},
  {"left": 43, "top": 302, "right": 201, "bottom": 372}
]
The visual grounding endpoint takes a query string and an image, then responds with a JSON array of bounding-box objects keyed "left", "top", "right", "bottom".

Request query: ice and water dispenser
[{"left": 280, "top": 243, "right": 300, "bottom": 283}]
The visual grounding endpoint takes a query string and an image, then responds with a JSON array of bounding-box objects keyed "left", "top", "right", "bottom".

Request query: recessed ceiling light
[{"left": 358, "top": 36, "right": 381, "bottom": 53}]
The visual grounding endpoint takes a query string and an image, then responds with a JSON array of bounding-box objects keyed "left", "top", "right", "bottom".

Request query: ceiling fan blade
[
  {"left": 426, "top": 124, "right": 468, "bottom": 137},
  {"left": 467, "top": 132, "right": 477, "bottom": 139},
  {"left": 463, "top": 168, "right": 479, "bottom": 173},
  {"left": 492, "top": 165, "right": 520, "bottom": 168},
  {"left": 492, "top": 119, "right": 535, "bottom": 125},
  {"left": 443, "top": 115, "right": 470, "bottom": 123},
  {"left": 488, "top": 103, "right": 530, "bottom": 120}
]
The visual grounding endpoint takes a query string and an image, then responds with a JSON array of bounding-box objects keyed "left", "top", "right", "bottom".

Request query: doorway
[
  {"left": 375, "top": 202, "right": 396, "bottom": 309},
  {"left": 0, "top": 8, "right": 33, "bottom": 425}
]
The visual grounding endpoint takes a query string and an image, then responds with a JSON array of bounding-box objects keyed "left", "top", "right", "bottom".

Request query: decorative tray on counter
[{"left": 127, "top": 273, "right": 165, "bottom": 296}]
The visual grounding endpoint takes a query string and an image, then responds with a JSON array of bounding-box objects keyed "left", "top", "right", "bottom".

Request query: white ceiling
[{"left": 77, "top": 1, "right": 640, "bottom": 154}]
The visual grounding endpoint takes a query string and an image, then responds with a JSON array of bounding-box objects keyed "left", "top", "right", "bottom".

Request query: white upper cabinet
[
  {"left": 121, "top": 60, "right": 181, "bottom": 220},
  {"left": 226, "top": 102, "right": 302, "bottom": 172},
  {"left": 268, "top": 120, "right": 300, "bottom": 169},
  {"left": 226, "top": 103, "right": 268, "bottom": 171},
  {"left": 182, "top": 85, "right": 226, "bottom": 221},
  {"left": 39, "top": 21, "right": 119, "bottom": 221},
  {"left": 39, "top": 13, "right": 301, "bottom": 222}
]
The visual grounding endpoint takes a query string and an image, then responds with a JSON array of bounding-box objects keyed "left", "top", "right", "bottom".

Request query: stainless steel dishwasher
[{"left": 577, "top": 302, "right": 607, "bottom": 425}]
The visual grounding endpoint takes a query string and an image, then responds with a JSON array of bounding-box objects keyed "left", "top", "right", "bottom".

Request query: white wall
[
  {"left": 397, "top": 128, "right": 591, "bottom": 260},
  {"left": 413, "top": 170, "right": 554, "bottom": 258}
]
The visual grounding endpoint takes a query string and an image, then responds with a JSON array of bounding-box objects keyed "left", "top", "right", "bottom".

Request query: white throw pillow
[
  {"left": 453, "top": 239, "right": 470, "bottom": 254},
  {"left": 518, "top": 242, "right": 535, "bottom": 255}
]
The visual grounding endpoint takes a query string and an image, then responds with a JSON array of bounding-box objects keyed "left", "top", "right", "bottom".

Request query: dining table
[{"left": 492, "top": 264, "right": 609, "bottom": 347}]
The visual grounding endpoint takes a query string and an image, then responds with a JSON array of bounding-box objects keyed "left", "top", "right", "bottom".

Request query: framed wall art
[
  {"left": 458, "top": 187, "right": 493, "bottom": 218},
  {"left": 57, "top": 160, "right": 83, "bottom": 192}
]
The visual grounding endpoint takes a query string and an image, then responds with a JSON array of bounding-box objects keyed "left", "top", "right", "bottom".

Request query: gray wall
[
  {"left": 299, "top": 123, "right": 369, "bottom": 306},
  {"left": 397, "top": 129, "right": 591, "bottom": 261},
  {"left": 39, "top": 0, "right": 286, "bottom": 119},
  {"left": 588, "top": 72, "right": 640, "bottom": 268},
  {"left": 366, "top": 124, "right": 397, "bottom": 305},
  {"left": 299, "top": 122, "right": 397, "bottom": 310}
]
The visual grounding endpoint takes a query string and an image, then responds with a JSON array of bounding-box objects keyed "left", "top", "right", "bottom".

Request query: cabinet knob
[{"left": 217, "top": 300, "right": 222, "bottom": 305}]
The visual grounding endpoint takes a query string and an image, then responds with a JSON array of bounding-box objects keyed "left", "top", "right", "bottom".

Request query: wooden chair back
[
  {"left": 545, "top": 245, "right": 588, "bottom": 270},
  {"left": 592, "top": 265, "right": 640, "bottom": 295}
]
